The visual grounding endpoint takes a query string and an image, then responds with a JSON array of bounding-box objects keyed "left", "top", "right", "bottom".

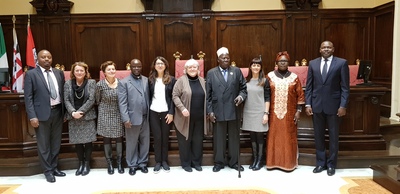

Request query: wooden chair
[
  {"left": 173, "top": 51, "right": 205, "bottom": 79},
  {"left": 288, "top": 66, "right": 308, "bottom": 87},
  {"left": 172, "top": 51, "right": 212, "bottom": 139},
  {"left": 230, "top": 61, "right": 248, "bottom": 78},
  {"left": 274, "top": 58, "right": 364, "bottom": 87},
  {"left": 288, "top": 64, "right": 363, "bottom": 87},
  {"left": 53, "top": 64, "right": 72, "bottom": 81},
  {"left": 99, "top": 64, "right": 131, "bottom": 80},
  {"left": 349, "top": 63, "right": 364, "bottom": 86}
]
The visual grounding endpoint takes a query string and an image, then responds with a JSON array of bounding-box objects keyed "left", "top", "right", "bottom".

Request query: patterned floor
[{"left": 0, "top": 165, "right": 390, "bottom": 194}]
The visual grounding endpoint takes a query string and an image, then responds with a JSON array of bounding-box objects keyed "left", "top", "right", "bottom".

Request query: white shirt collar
[
  {"left": 219, "top": 66, "right": 228, "bottom": 72},
  {"left": 39, "top": 66, "right": 53, "bottom": 73},
  {"left": 322, "top": 55, "right": 333, "bottom": 62}
]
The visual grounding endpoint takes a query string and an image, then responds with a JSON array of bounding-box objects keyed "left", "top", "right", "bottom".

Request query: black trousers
[
  {"left": 149, "top": 110, "right": 171, "bottom": 163},
  {"left": 35, "top": 107, "right": 63, "bottom": 175},
  {"left": 213, "top": 120, "right": 240, "bottom": 167},
  {"left": 313, "top": 112, "right": 341, "bottom": 168},
  {"left": 176, "top": 118, "right": 204, "bottom": 168}
]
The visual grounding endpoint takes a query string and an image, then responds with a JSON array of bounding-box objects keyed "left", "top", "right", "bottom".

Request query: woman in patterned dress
[
  {"left": 242, "top": 57, "right": 270, "bottom": 171},
  {"left": 266, "top": 51, "right": 305, "bottom": 171},
  {"left": 96, "top": 61, "right": 125, "bottom": 175},
  {"left": 64, "top": 62, "right": 97, "bottom": 176}
]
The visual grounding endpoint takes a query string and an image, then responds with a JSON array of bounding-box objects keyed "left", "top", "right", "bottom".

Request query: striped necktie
[{"left": 46, "top": 70, "right": 57, "bottom": 99}]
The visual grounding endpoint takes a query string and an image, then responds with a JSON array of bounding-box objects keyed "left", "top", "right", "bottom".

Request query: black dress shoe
[
  {"left": 193, "top": 166, "right": 202, "bottom": 172},
  {"left": 129, "top": 167, "right": 137, "bottom": 176},
  {"left": 183, "top": 167, "right": 193, "bottom": 172},
  {"left": 53, "top": 169, "right": 66, "bottom": 177},
  {"left": 139, "top": 166, "right": 148, "bottom": 173},
  {"left": 153, "top": 163, "right": 161, "bottom": 174},
  {"left": 161, "top": 161, "right": 170, "bottom": 172},
  {"left": 230, "top": 164, "right": 244, "bottom": 172},
  {"left": 212, "top": 165, "right": 224, "bottom": 172},
  {"left": 313, "top": 166, "right": 327, "bottom": 173},
  {"left": 327, "top": 167, "right": 335, "bottom": 176},
  {"left": 45, "top": 173, "right": 55, "bottom": 183}
]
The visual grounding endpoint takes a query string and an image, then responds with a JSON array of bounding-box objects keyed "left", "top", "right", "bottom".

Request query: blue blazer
[
  {"left": 24, "top": 67, "right": 65, "bottom": 121},
  {"left": 305, "top": 56, "right": 350, "bottom": 114}
]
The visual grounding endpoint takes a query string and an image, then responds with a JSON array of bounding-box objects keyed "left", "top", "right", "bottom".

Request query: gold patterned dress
[{"left": 266, "top": 70, "right": 305, "bottom": 171}]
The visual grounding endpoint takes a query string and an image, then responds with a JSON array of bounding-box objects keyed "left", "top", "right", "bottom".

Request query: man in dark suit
[
  {"left": 305, "top": 41, "right": 350, "bottom": 176},
  {"left": 118, "top": 59, "right": 150, "bottom": 176},
  {"left": 24, "top": 50, "right": 66, "bottom": 183},
  {"left": 206, "top": 47, "right": 247, "bottom": 172}
]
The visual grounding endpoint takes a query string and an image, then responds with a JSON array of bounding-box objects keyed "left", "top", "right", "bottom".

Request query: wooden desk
[
  {"left": 297, "top": 85, "right": 389, "bottom": 150},
  {"left": 0, "top": 93, "right": 37, "bottom": 158}
]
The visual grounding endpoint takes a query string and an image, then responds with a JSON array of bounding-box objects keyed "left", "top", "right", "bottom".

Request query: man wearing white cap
[{"left": 206, "top": 47, "right": 247, "bottom": 172}]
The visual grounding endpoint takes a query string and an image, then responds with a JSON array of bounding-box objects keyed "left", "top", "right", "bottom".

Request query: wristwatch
[{"left": 264, "top": 111, "right": 269, "bottom": 115}]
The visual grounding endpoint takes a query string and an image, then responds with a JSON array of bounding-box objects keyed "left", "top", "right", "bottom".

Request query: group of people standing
[
  {"left": 240, "top": 40, "right": 349, "bottom": 177},
  {"left": 23, "top": 40, "right": 349, "bottom": 183}
]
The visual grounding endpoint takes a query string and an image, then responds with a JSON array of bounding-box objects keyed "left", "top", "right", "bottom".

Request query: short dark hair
[{"left": 100, "top": 61, "right": 116, "bottom": 73}]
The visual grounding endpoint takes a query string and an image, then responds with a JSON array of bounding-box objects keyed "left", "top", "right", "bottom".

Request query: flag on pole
[
  {"left": 12, "top": 26, "right": 23, "bottom": 92},
  {"left": 26, "top": 20, "right": 37, "bottom": 68},
  {"left": 0, "top": 23, "right": 8, "bottom": 69}
]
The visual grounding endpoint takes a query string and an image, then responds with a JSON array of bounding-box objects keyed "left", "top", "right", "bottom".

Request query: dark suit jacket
[
  {"left": 24, "top": 67, "right": 65, "bottom": 121},
  {"left": 149, "top": 75, "right": 176, "bottom": 115},
  {"left": 305, "top": 56, "right": 350, "bottom": 114},
  {"left": 206, "top": 66, "right": 247, "bottom": 121},
  {"left": 118, "top": 74, "right": 150, "bottom": 126}
]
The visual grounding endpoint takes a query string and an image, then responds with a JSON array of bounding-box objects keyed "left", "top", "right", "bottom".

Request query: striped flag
[
  {"left": 12, "top": 27, "right": 23, "bottom": 92},
  {"left": 0, "top": 23, "right": 8, "bottom": 69},
  {"left": 26, "top": 21, "right": 37, "bottom": 68}
]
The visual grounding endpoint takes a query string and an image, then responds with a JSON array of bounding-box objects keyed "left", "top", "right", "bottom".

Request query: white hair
[{"left": 183, "top": 59, "right": 200, "bottom": 75}]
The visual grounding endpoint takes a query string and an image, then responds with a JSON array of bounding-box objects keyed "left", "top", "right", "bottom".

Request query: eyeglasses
[
  {"left": 277, "top": 60, "right": 288, "bottom": 63},
  {"left": 156, "top": 63, "right": 165, "bottom": 66}
]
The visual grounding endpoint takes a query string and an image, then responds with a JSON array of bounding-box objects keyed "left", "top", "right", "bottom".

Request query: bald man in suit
[
  {"left": 118, "top": 59, "right": 150, "bottom": 176},
  {"left": 24, "top": 50, "right": 66, "bottom": 183},
  {"left": 305, "top": 41, "right": 350, "bottom": 176}
]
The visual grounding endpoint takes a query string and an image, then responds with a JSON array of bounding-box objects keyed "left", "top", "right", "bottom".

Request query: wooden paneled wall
[
  {"left": 0, "top": 2, "right": 394, "bottom": 85},
  {"left": 0, "top": 2, "right": 396, "bottom": 173}
]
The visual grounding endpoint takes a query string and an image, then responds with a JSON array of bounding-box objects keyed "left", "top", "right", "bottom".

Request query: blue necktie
[
  {"left": 223, "top": 69, "right": 227, "bottom": 82},
  {"left": 322, "top": 59, "right": 328, "bottom": 82},
  {"left": 46, "top": 70, "right": 57, "bottom": 100}
]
